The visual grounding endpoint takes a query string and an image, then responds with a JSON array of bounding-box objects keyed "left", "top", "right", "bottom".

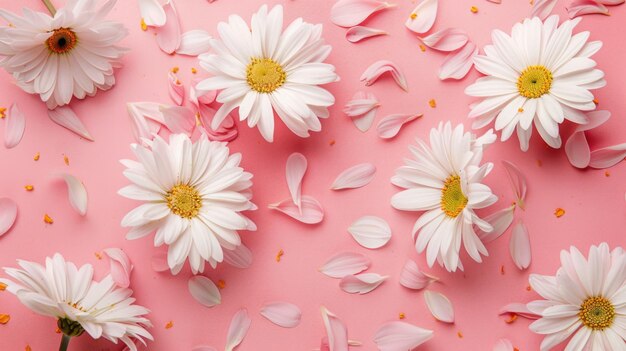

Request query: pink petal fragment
[
  {"left": 192, "top": 347, "right": 217, "bottom": 351},
  {"left": 138, "top": 0, "right": 167, "bottom": 26},
  {"left": 319, "top": 252, "right": 371, "bottom": 279},
  {"left": 531, "top": 0, "right": 559, "bottom": 20},
  {"left": 346, "top": 26, "right": 388, "bottom": 43},
  {"left": 376, "top": 113, "right": 422, "bottom": 139},
  {"left": 151, "top": 251, "right": 170, "bottom": 272},
  {"left": 127, "top": 102, "right": 164, "bottom": 143},
  {"left": 476, "top": 205, "right": 515, "bottom": 243},
  {"left": 331, "top": 163, "right": 376, "bottom": 190},
  {"left": 439, "top": 42, "right": 478, "bottom": 80},
  {"left": 344, "top": 91, "right": 380, "bottom": 132},
  {"left": 160, "top": 105, "right": 195, "bottom": 135},
  {"left": 103, "top": 248, "right": 133, "bottom": 288},
  {"left": 0, "top": 198, "right": 18, "bottom": 237},
  {"left": 596, "top": 0, "right": 624, "bottom": 4},
  {"left": 502, "top": 160, "right": 527, "bottom": 206},
  {"left": 567, "top": 0, "right": 609, "bottom": 18},
  {"left": 197, "top": 106, "right": 239, "bottom": 142},
  {"left": 260, "top": 302, "right": 302, "bottom": 328},
  {"left": 225, "top": 309, "right": 251, "bottom": 351},
  {"left": 499, "top": 303, "right": 541, "bottom": 320},
  {"left": 269, "top": 196, "right": 324, "bottom": 224},
  {"left": 330, "top": 0, "right": 396, "bottom": 27},
  {"left": 155, "top": 1, "right": 181, "bottom": 54},
  {"left": 177, "top": 30, "right": 212, "bottom": 56},
  {"left": 577, "top": 110, "right": 610, "bottom": 132},
  {"left": 374, "top": 321, "right": 434, "bottom": 351},
  {"left": 360, "top": 60, "right": 408, "bottom": 91},
  {"left": 399, "top": 259, "right": 438, "bottom": 290},
  {"left": 509, "top": 220, "right": 531, "bottom": 270},
  {"left": 424, "top": 290, "right": 454, "bottom": 323},
  {"left": 347, "top": 215, "right": 391, "bottom": 249},
  {"left": 486, "top": 0, "right": 502, "bottom": 3},
  {"left": 589, "top": 143, "right": 626, "bottom": 169},
  {"left": 339, "top": 273, "right": 387, "bottom": 294},
  {"left": 565, "top": 131, "right": 591, "bottom": 168},
  {"left": 168, "top": 72, "right": 184, "bottom": 106},
  {"left": 47, "top": 106, "right": 94, "bottom": 141},
  {"left": 493, "top": 339, "right": 515, "bottom": 351},
  {"left": 223, "top": 244, "right": 253, "bottom": 269},
  {"left": 404, "top": 0, "right": 438, "bottom": 34},
  {"left": 419, "top": 28, "right": 469, "bottom": 52},
  {"left": 320, "top": 306, "right": 349, "bottom": 351},
  {"left": 286, "top": 153, "right": 308, "bottom": 212},
  {"left": 4, "top": 103, "right": 25, "bottom": 148},
  {"left": 188, "top": 276, "right": 221, "bottom": 307},
  {"left": 58, "top": 173, "right": 88, "bottom": 216}
]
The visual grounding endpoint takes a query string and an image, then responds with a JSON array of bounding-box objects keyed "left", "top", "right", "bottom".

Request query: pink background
[{"left": 1, "top": 0, "right": 626, "bottom": 350}]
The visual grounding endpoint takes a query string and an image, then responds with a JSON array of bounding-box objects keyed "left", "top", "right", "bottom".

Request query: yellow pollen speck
[
  {"left": 419, "top": 44, "right": 426, "bottom": 52},
  {"left": 276, "top": 249, "right": 284, "bottom": 262},
  {"left": 165, "top": 321, "right": 174, "bottom": 329},
  {"left": 34, "top": 152, "right": 40, "bottom": 161},
  {"left": 0, "top": 282, "right": 6, "bottom": 291},
  {"left": 428, "top": 99, "right": 437, "bottom": 108},
  {"left": 0, "top": 314, "right": 10, "bottom": 324},
  {"left": 171, "top": 67, "right": 179, "bottom": 74},
  {"left": 457, "top": 331, "right": 464, "bottom": 338},
  {"left": 518, "top": 107, "right": 524, "bottom": 113},
  {"left": 246, "top": 58, "right": 286, "bottom": 93},
  {"left": 410, "top": 13, "right": 417, "bottom": 20},
  {"left": 505, "top": 314, "right": 518, "bottom": 323},
  {"left": 217, "top": 280, "right": 226, "bottom": 289},
  {"left": 25, "top": 345, "right": 32, "bottom": 351},
  {"left": 0, "top": 107, "right": 6, "bottom": 118},
  {"left": 140, "top": 18, "right": 148, "bottom": 31},
  {"left": 191, "top": 67, "right": 198, "bottom": 74},
  {"left": 166, "top": 184, "right": 202, "bottom": 219},
  {"left": 44, "top": 214, "right": 54, "bottom": 224},
  {"left": 470, "top": 6, "right": 478, "bottom": 13},
  {"left": 554, "top": 208, "right": 565, "bottom": 218},
  {"left": 24, "top": 185, "right": 34, "bottom": 191},
  {"left": 94, "top": 252, "right": 103, "bottom": 260},
  {"left": 579, "top": 296, "right": 615, "bottom": 330},
  {"left": 398, "top": 313, "right": 405, "bottom": 319},
  {"left": 593, "top": 98, "right": 599, "bottom": 104},
  {"left": 440, "top": 175, "right": 467, "bottom": 218},
  {"left": 605, "top": 171, "right": 610, "bottom": 177},
  {"left": 63, "top": 155, "right": 70, "bottom": 166},
  {"left": 517, "top": 65, "right": 553, "bottom": 99},
  {"left": 55, "top": 327, "right": 61, "bottom": 334}
]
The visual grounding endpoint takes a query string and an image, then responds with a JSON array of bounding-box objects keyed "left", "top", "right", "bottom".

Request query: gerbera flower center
[
  {"left": 166, "top": 184, "right": 202, "bottom": 219},
  {"left": 517, "top": 65, "right": 553, "bottom": 99},
  {"left": 57, "top": 317, "right": 85, "bottom": 337},
  {"left": 579, "top": 296, "right": 615, "bottom": 330},
  {"left": 46, "top": 28, "right": 78, "bottom": 54},
  {"left": 440, "top": 175, "right": 468, "bottom": 218},
  {"left": 246, "top": 58, "right": 286, "bottom": 93}
]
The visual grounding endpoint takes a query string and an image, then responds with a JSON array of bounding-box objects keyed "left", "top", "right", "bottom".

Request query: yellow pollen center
[
  {"left": 46, "top": 28, "right": 78, "bottom": 54},
  {"left": 579, "top": 296, "right": 615, "bottom": 330},
  {"left": 166, "top": 184, "right": 202, "bottom": 219},
  {"left": 441, "top": 175, "right": 468, "bottom": 218},
  {"left": 246, "top": 58, "right": 286, "bottom": 93},
  {"left": 517, "top": 65, "right": 553, "bottom": 99}
]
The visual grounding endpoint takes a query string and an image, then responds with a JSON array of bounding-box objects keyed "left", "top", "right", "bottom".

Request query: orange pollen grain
[
  {"left": 457, "top": 331, "right": 464, "bottom": 338},
  {"left": 329, "top": 139, "right": 336, "bottom": 146},
  {"left": 500, "top": 265, "right": 505, "bottom": 274},
  {"left": 419, "top": 44, "right": 426, "bottom": 52},
  {"left": 605, "top": 171, "right": 610, "bottom": 177},
  {"left": 399, "top": 313, "right": 405, "bottom": 319},
  {"left": 554, "top": 208, "right": 565, "bottom": 218},
  {"left": 276, "top": 249, "right": 284, "bottom": 262},
  {"left": 536, "top": 159, "right": 543, "bottom": 167},
  {"left": 26, "top": 345, "right": 32, "bottom": 351},
  {"left": 410, "top": 13, "right": 417, "bottom": 20},
  {"left": 140, "top": 18, "right": 148, "bottom": 31},
  {"left": 24, "top": 185, "right": 34, "bottom": 191},
  {"left": 470, "top": 6, "right": 478, "bottom": 13},
  {"left": 593, "top": 98, "right": 599, "bottom": 104},
  {"left": 191, "top": 67, "right": 198, "bottom": 74},
  {"left": 217, "top": 280, "right": 226, "bottom": 289},
  {"left": 55, "top": 327, "right": 61, "bottom": 334},
  {"left": 0, "top": 314, "right": 10, "bottom": 324},
  {"left": 171, "top": 67, "right": 179, "bottom": 74},
  {"left": 63, "top": 155, "right": 70, "bottom": 166},
  {"left": 34, "top": 152, "right": 40, "bottom": 161},
  {"left": 165, "top": 321, "right": 174, "bottom": 329},
  {"left": 428, "top": 99, "right": 437, "bottom": 108},
  {"left": 0, "top": 107, "right": 6, "bottom": 118},
  {"left": 505, "top": 314, "right": 518, "bottom": 323},
  {"left": 518, "top": 107, "right": 524, "bottom": 113},
  {"left": 526, "top": 285, "right": 532, "bottom": 291},
  {"left": 94, "top": 252, "right": 103, "bottom": 260},
  {"left": 44, "top": 214, "right": 54, "bottom": 224},
  {"left": 0, "top": 282, "right": 6, "bottom": 291}
]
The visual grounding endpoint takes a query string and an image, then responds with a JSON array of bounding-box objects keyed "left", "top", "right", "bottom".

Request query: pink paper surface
[{"left": 1, "top": 1, "right": 625, "bottom": 350}]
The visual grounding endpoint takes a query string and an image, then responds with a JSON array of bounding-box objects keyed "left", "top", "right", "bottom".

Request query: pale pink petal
[
  {"left": 0, "top": 198, "right": 18, "bottom": 237},
  {"left": 260, "top": 302, "right": 302, "bottom": 328},
  {"left": 419, "top": 28, "right": 469, "bottom": 52},
  {"left": 191, "top": 82, "right": 218, "bottom": 106},
  {"left": 476, "top": 205, "right": 515, "bottom": 243},
  {"left": 439, "top": 41, "right": 478, "bottom": 80},
  {"left": 346, "top": 26, "right": 388, "bottom": 43},
  {"left": 399, "top": 259, "right": 439, "bottom": 290},
  {"left": 339, "top": 273, "right": 387, "bottom": 294},
  {"left": 127, "top": 102, "right": 164, "bottom": 143},
  {"left": 319, "top": 252, "right": 371, "bottom": 278},
  {"left": 225, "top": 309, "right": 251, "bottom": 351},
  {"left": 373, "top": 321, "right": 434, "bottom": 351},
  {"left": 376, "top": 113, "right": 422, "bottom": 139},
  {"left": 486, "top": 0, "right": 502, "bottom": 3},
  {"left": 151, "top": 251, "right": 170, "bottom": 272},
  {"left": 360, "top": 60, "right": 408, "bottom": 91},
  {"left": 103, "top": 248, "right": 133, "bottom": 288},
  {"left": 168, "top": 72, "right": 184, "bottom": 106},
  {"left": 223, "top": 244, "right": 253, "bottom": 269},
  {"left": 596, "top": 0, "right": 624, "bottom": 4},
  {"left": 565, "top": 131, "right": 591, "bottom": 168},
  {"left": 188, "top": 276, "right": 221, "bottom": 307},
  {"left": 48, "top": 106, "right": 94, "bottom": 141},
  {"left": 155, "top": 1, "right": 181, "bottom": 54},
  {"left": 424, "top": 290, "right": 454, "bottom": 323},
  {"left": 197, "top": 106, "right": 239, "bottom": 142},
  {"left": 404, "top": 0, "right": 438, "bottom": 34},
  {"left": 347, "top": 215, "right": 391, "bottom": 249},
  {"left": 176, "top": 30, "right": 212, "bottom": 56},
  {"left": 502, "top": 160, "right": 527, "bottom": 206},
  {"left": 160, "top": 105, "right": 195, "bottom": 135},
  {"left": 4, "top": 103, "right": 25, "bottom": 149},
  {"left": 139, "top": 0, "right": 167, "bottom": 26},
  {"left": 191, "top": 346, "right": 217, "bottom": 351},
  {"left": 57, "top": 173, "right": 88, "bottom": 216},
  {"left": 589, "top": 143, "right": 626, "bottom": 169},
  {"left": 320, "top": 306, "right": 349, "bottom": 351},
  {"left": 344, "top": 91, "right": 380, "bottom": 132},
  {"left": 567, "top": 0, "right": 609, "bottom": 18},
  {"left": 531, "top": 0, "right": 559, "bottom": 20},
  {"left": 331, "top": 163, "right": 376, "bottom": 190},
  {"left": 493, "top": 339, "right": 514, "bottom": 351},
  {"left": 499, "top": 303, "right": 541, "bottom": 320},
  {"left": 577, "top": 110, "right": 610, "bottom": 132},
  {"left": 509, "top": 220, "right": 531, "bottom": 270},
  {"left": 320, "top": 338, "right": 362, "bottom": 351},
  {"left": 269, "top": 196, "right": 324, "bottom": 224},
  {"left": 286, "top": 153, "right": 308, "bottom": 211},
  {"left": 330, "top": 0, "right": 396, "bottom": 27}
]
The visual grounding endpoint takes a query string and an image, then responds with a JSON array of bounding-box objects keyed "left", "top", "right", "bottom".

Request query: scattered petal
[
  {"left": 360, "top": 60, "right": 408, "bottom": 91},
  {"left": 192, "top": 347, "right": 217, "bottom": 351},
  {"left": 439, "top": 42, "right": 478, "bottom": 80},
  {"left": 565, "top": 131, "right": 590, "bottom": 168},
  {"left": 160, "top": 105, "right": 195, "bottom": 135},
  {"left": 476, "top": 205, "right": 515, "bottom": 243},
  {"left": 343, "top": 91, "right": 380, "bottom": 132},
  {"left": 346, "top": 26, "right": 388, "bottom": 42},
  {"left": 509, "top": 220, "right": 531, "bottom": 270},
  {"left": 127, "top": 102, "right": 165, "bottom": 143},
  {"left": 188, "top": 276, "right": 221, "bottom": 308},
  {"left": 424, "top": 290, "right": 454, "bottom": 323},
  {"left": 499, "top": 303, "right": 541, "bottom": 320},
  {"left": 177, "top": 30, "right": 212, "bottom": 56},
  {"left": 376, "top": 113, "right": 422, "bottom": 139},
  {"left": 374, "top": 321, "right": 434, "bottom": 351},
  {"left": 399, "top": 259, "right": 438, "bottom": 290},
  {"left": 151, "top": 251, "right": 170, "bottom": 272},
  {"left": 331, "top": 0, "right": 396, "bottom": 27},
  {"left": 319, "top": 252, "right": 371, "bottom": 278},
  {"left": 4, "top": 104, "right": 25, "bottom": 149},
  {"left": 405, "top": 0, "right": 438, "bottom": 34},
  {"left": 47, "top": 106, "right": 94, "bottom": 141},
  {"left": 139, "top": 0, "right": 167, "bottom": 26},
  {"left": 589, "top": 143, "right": 626, "bottom": 169},
  {"left": 419, "top": 28, "right": 469, "bottom": 52},
  {"left": 339, "top": 273, "right": 387, "bottom": 294},
  {"left": 331, "top": 163, "right": 376, "bottom": 190},
  {"left": 567, "top": 0, "right": 609, "bottom": 18},
  {"left": 320, "top": 306, "right": 349, "bottom": 351},
  {"left": 578, "top": 110, "right": 611, "bottom": 132},
  {"left": 223, "top": 244, "right": 253, "bottom": 269},
  {"left": 493, "top": 339, "right": 515, "bottom": 351},
  {"left": 225, "top": 309, "right": 251, "bottom": 351},
  {"left": 347, "top": 215, "right": 391, "bottom": 249},
  {"left": 531, "top": 0, "right": 559, "bottom": 20},
  {"left": 260, "top": 302, "right": 302, "bottom": 328},
  {"left": 596, "top": 0, "right": 624, "bottom": 4},
  {"left": 57, "top": 173, "right": 88, "bottom": 216},
  {"left": 168, "top": 72, "right": 184, "bottom": 106},
  {"left": 502, "top": 160, "right": 528, "bottom": 206},
  {"left": 269, "top": 196, "right": 324, "bottom": 224},
  {"left": 286, "top": 153, "right": 308, "bottom": 212},
  {"left": 0, "top": 198, "right": 18, "bottom": 237},
  {"left": 155, "top": 1, "right": 181, "bottom": 54},
  {"left": 103, "top": 248, "right": 133, "bottom": 288}
]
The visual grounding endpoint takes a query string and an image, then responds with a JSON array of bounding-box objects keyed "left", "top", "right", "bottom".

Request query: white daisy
[
  {"left": 465, "top": 15, "right": 606, "bottom": 151},
  {"left": 390, "top": 122, "right": 498, "bottom": 272},
  {"left": 119, "top": 133, "right": 256, "bottom": 275},
  {"left": 527, "top": 243, "right": 626, "bottom": 351},
  {"left": 196, "top": 4, "right": 338, "bottom": 142},
  {"left": 0, "top": 0, "right": 128, "bottom": 109},
  {"left": 0, "top": 253, "right": 152, "bottom": 351}
]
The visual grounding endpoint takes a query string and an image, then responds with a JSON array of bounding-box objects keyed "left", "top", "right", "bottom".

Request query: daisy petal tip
[
  {"left": 420, "top": 28, "right": 469, "bottom": 52},
  {"left": 348, "top": 215, "right": 391, "bottom": 249},
  {"left": 260, "top": 302, "right": 302, "bottom": 328},
  {"left": 4, "top": 103, "right": 25, "bottom": 149},
  {"left": 589, "top": 143, "right": 626, "bottom": 169},
  {"left": 331, "top": 0, "right": 396, "bottom": 27},
  {"left": 340, "top": 273, "right": 387, "bottom": 294},
  {"left": 223, "top": 244, "right": 253, "bottom": 269},
  {"left": 376, "top": 113, "right": 422, "bottom": 139},
  {"left": 400, "top": 259, "right": 437, "bottom": 290},
  {"left": 57, "top": 173, "right": 88, "bottom": 216},
  {"left": 155, "top": 2, "right": 181, "bottom": 54},
  {"left": 404, "top": 0, "right": 438, "bottom": 34},
  {"left": 509, "top": 220, "right": 531, "bottom": 270},
  {"left": 47, "top": 106, "right": 94, "bottom": 142},
  {"left": 424, "top": 290, "right": 454, "bottom": 323},
  {"left": 531, "top": 0, "right": 559, "bottom": 20},
  {"left": 176, "top": 30, "right": 212, "bottom": 56},
  {"left": 188, "top": 276, "right": 221, "bottom": 308},
  {"left": 501, "top": 160, "right": 527, "bottom": 204},
  {"left": 225, "top": 309, "right": 251, "bottom": 351},
  {"left": 565, "top": 131, "right": 591, "bottom": 168},
  {"left": 374, "top": 321, "right": 434, "bottom": 351},
  {"left": 567, "top": 0, "right": 609, "bottom": 18},
  {"left": 286, "top": 153, "right": 308, "bottom": 211},
  {"left": 0, "top": 198, "right": 18, "bottom": 237},
  {"left": 345, "top": 26, "right": 388, "bottom": 43},
  {"left": 360, "top": 60, "right": 408, "bottom": 91},
  {"left": 320, "top": 252, "right": 371, "bottom": 278},
  {"left": 331, "top": 163, "right": 376, "bottom": 190}
]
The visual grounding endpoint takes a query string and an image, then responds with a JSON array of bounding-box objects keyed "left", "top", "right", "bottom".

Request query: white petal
[
  {"left": 347, "top": 215, "right": 391, "bottom": 249},
  {"left": 139, "top": 0, "right": 166, "bottom": 26},
  {"left": 48, "top": 106, "right": 94, "bottom": 141},
  {"left": 225, "top": 309, "right": 251, "bottom": 351},
  {"left": 331, "top": 163, "right": 376, "bottom": 190},
  {"left": 374, "top": 321, "right": 434, "bottom": 351},
  {"left": 188, "top": 276, "right": 221, "bottom": 307},
  {"left": 424, "top": 290, "right": 455, "bottom": 323},
  {"left": 476, "top": 205, "right": 515, "bottom": 243},
  {"left": 399, "top": 259, "right": 438, "bottom": 290},
  {"left": 319, "top": 252, "right": 371, "bottom": 279},
  {"left": 376, "top": 113, "right": 422, "bottom": 139},
  {"left": 4, "top": 103, "right": 25, "bottom": 148},
  {"left": 268, "top": 196, "right": 324, "bottom": 224},
  {"left": 589, "top": 143, "right": 626, "bottom": 169},
  {"left": 420, "top": 28, "right": 469, "bottom": 52},
  {"left": 155, "top": 2, "right": 181, "bottom": 54},
  {"left": 0, "top": 198, "right": 18, "bottom": 237},
  {"left": 330, "top": 0, "right": 395, "bottom": 27},
  {"left": 177, "top": 30, "right": 212, "bottom": 56},
  {"left": 345, "top": 26, "right": 387, "bottom": 43},
  {"left": 320, "top": 306, "right": 349, "bottom": 351},
  {"left": 509, "top": 220, "right": 531, "bottom": 270},
  {"left": 502, "top": 160, "right": 527, "bottom": 205},
  {"left": 103, "top": 248, "right": 132, "bottom": 288},
  {"left": 57, "top": 173, "right": 88, "bottom": 216},
  {"left": 405, "top": 0, "right": 438, "bottom": 34},
  {"left": 493, "top": 338, "right": 515, "bottom": 351},
  {"left": 360, "top": 60, "right": 408, "bottom": 91},
  {"left": 439, "top": 41, "right": 478, "bottom": 80},
  {"left": 339, "top": 273, "right": 387, "bottom": 294},
  {"left": 260, "top": 302, "right": 302, "bottom": 328},
  {"left": 285, "top": 153, "right": 307, "bottom": 211},
  {"left": 223, "top": 244, "right": 253, "bottom": 269}
]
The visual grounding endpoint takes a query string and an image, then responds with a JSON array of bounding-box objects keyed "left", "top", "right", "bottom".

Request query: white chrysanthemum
[
  {"left": 527, "top": 243, "right": 626, "bottom": 351},
  {"left": 465, "top": 15, "right": 606, "bottom": 151},
  {"left": 391, "top": 122, "right": 498, "bottom": 272},
  {"left": 0, "top": 254, "right": 152, "bottom": 351},
  {"left": 196, "top": 4, "right": 338, "bottom": 142},
  {"left": 119, "top": 133, "right": 256, "bottom": 275},
  {"left": 0, "top": 0, "right": 128, "bottom": 109}
]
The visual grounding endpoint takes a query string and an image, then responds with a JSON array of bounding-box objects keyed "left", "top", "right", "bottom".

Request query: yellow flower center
[
  {"left": 166, "top": 184, "right": 202, "bottom": 219},
  {"left": 517, "top": 65, "right": 553, "bottom": 99},
  {"left": 46, "top": 28, "right": 78, "bottom": 54},
  {"left": 440, "top": 175, "right": 468, "bottom": 218},
  {"left": 246, "top": 58, "right": 286, "bottom": 93},
  {"left": 579, "top": 296, "right": 615, "bottom": 331}
]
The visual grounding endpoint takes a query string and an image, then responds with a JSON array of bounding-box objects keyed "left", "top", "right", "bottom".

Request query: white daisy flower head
[
  {"left": 527, "top": 243, "right": 626, "bottom": 350},
  {"left": 119, "top": 133, "right": 256, "bottom": 275},
  {"left": 0, "top": 0, "right": 128, "bottom": 109},
  {"left": 465, "top": 15, "right": 606, "bottom": 151},
  {"left": 196, "top": 4, "right": 339, "bottom": 142},
  {"left": 0, "top": 253, "right": 152, "bottom": 351},
  {"left": 391, "top": 122, "right": 498, "bottom": 272}
]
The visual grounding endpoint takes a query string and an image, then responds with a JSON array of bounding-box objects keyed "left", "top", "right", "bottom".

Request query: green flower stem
[
  {"left": 42, "top": 0, "right": 57, "bottom": 16},
  {"left": 59, "top": 334, "right": 71, "bottom": 351}
]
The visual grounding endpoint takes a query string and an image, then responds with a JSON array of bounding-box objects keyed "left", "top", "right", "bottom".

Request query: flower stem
[
  {"left": 41, "top": 0, "right": 57, "bottom": 16},
  {"left": 59, "top": 334, "right": 71, "bottom": 351}
]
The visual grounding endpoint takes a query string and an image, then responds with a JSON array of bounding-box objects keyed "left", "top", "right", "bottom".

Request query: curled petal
[
  {"left": 4, "top": 103, "right": 25, "bottom": 148},
  {"left": 103, "top": 248, "right": 133, "bottom": 288},
  {"left": 331, "top": 0, "right": 396, "bottom": 27},
  {"left": 127, "top": 102, "right": 164, "bottom": 143},
  {"left": 269, "top": 196, "right": 324, "bottom": 224},
  {"left": 319, "top": 252, "right": 371, "bottom": 279},
  {"left": 499, "top": 303, "right": 541, "bottom": 320},
  {"left": 320, "top": 306, "right": 349, "bottom": 351},
  {"left": 331, "top": 163, "right": 376, "bottom": 190},
  {"left": 139, "top": 0, "right": 167, "bottom": 26},
  {"left": 197, "top": 106, "right": 239, "bottom": 142},
  {"left": 424, "top": 290, "right": 454, "bottom": 323},
  {"left": 155, "top": 1, "right": 181, "bottom": 54},
  {"left": 58, "top": 173, "right": 88, "bottom": 216},
  {"left": 286, "top": 153, "right": 308, "bottom": 211},
  {"left": 260, "top": 302, "right": 302, "bottom": 328},
  {"left": 48, "top": 106, "right": 94, "bottom": 141},
  {"left": 567, "top": 0, "right": 609, "bottom": 18},
  {"left": 340, "top": 273, "right": 387, "bottom": 294},
  {"left": 376, "top": 113, "right": 422, "bottom": 139},
  {"left": 374, "top": 321, "right": 434, "bottom": 351},
  {"left": 419, "top": 28, "right": 469, "bottom": 52},
  {"left": 589, "top": 143, "right": 626, "bottom": 169},
  {"left": 360, "top": 60, "right": 408, "bottom": 91},
  {"left": 177, "top": 30, "right": 212, "bottom": 56},
  {"left": 151, "top": 251, "right": 170, "bottom": 272},
  {"left": 346, "top": 26, "right": 388, "bottom": 43},
  {"left": 347, "top": 215, "right": 391, "bottom": 249},
  {"left": 531, "top": 0, "right": 559, "bottom": 20},
  {"left": 405, "top": 0, "right": 438, "bottom": 34},
  {"left": 168, "top": 72, "right": 184, "bottom": 106},
  {"left": 399, "top": 259, "right": 438, "bottom": 290},
  {"left": 565, "top": 131, "right": 591, "bottom": 168},
  {"left": 188, "top": 276, "right": 221, "bottom": 307},
  {"left": 439, "top": 42, "right": 478, "bottom": 80},
  {"left": 476, "top": 205, "right": 515, "bottom": 243},
  {"left": 344, "top": 91, "right": 380, "bottom": 132},
  {"left": 502, "top": 160, "right": 527, "bottom": 206},
  {"left": 509, "top": 220, "right": 531, "bottom": 270},
  {"left": 0, "top": 198, "right": 17, "bottom": 237},
  {"left": 160, "top": 105, "right": 195, "bottom": 135},
  {"left": 223, "top": 244, "right": 253, "bottom": 269},
  {"left": 226, "top": 309, "right": 251, "bottom": 351},
  {"left": 493, "top": 339, "right": 515, "bottom": 351}
]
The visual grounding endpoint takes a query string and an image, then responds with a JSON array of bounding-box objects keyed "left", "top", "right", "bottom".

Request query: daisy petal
[
  {"left": 155, "top": 2, "right": 181, "bottom": 54},
  {"left": 260, "top": 302, "right": 302, "bottom": 328},
  {"left": 48, "top": 106, "right": 94, "bottom": 141},
  {"left": 347, "top": 216, "right": 391, "bottom": 249},
  {"left": 340, "top": 273, "right": 387, "bottom": 294},
  {"left": 405, "top": 0, "right": 438, "bottom": 34},
  {"left": 360, "top": 60, "right": 408, "bottom": 91},
  {"left": 0, "top": 198, "right": 18, "bottom": 237},
  {"left": 160, "top": 105, "right": 195, "bottom": 135},
  {"left": 577, "top": 110, "right": 610, "bottom": 132},
  {"left": 499, "top": 303, "right": 541, "bottom": 319},
  {"left": 439, "top": 42, "right": 478, "bottom": 80},
  {"left": 188, "top": 276, "right": 221, "bottom": 307},
  {"left": 225, "top": 309, "right": 251, "bottom": 351},
  {"left": 286, "top": 153, "right": 308, "bottom": 211},
  {"left": 399, "top": 259, "right": 438, "bottom": 290},
  {"left": 476, "top": 205, "right": 515, "bottom": 243},
  {"left": 127, "top": 102, "right": 164, "bottom": 143},
  {"left": 424, "top": 290, "right": 455, "bottom": 323},
  {"left": 509, "top": 220, "right": 531, "bottom": 270},
  {"left": 168, "top": 72, "right": 184, "bottom": 106},
  {"left": 319, "top": 252, "right": 371, "bottom": 278},
  {"left": 346, "top": 26, "right": 388, "bottom": 43},
  {"left": 177, "top": 30, "right": 212, "bottom": 56},
  {"left": 531, "top": 0, "right": 559, "bottom": 20},
  {"left": 373, "top": 321, "right": 434, "bottom": 351},
  {"left": 269, "top": 196, "right": 324, "bottom": 224},
  {"left": 330, "top": 0, "right": 396, "bottom": 27},
  {"left": 58, "top": 173, "right": 88, "bottom": 216},
  {"left": 344, "top": 91, "right": 380, "bottom": 132},
  {"left": 223, "top": 244, "right": 253, "bottom": 269},
  {"left": 376, "top": 113, "right": 422, "bottom": 139},
  {"left": 103, "top": 248, "right": 133, "bottom": 288},
  {"left": 420, "top": 28, "right": 469, "bottom": 52},
  {"left": 565, "top": 131, "right": 591, "bottom": 168},
  {"left": 493, "top": 338, "right": 515, "bottom": 351},
  {"left": 331, "top": 163, "right": 376, "bottom": 190},
  {"left": 320, "top": 306, "right": 349, "bottom": 351},
  {"left": 502, "top": 160, "right": 527, "bottom": 206},
  {"left": 139, "top": 0, "right": 166, "bottom": 26},
  {"left": 589, "top": 143, "right": 626, "bottom": 169},
  {"left": 4, "top": 104, "right": 25, "bottom": 149},
  {"left": 567, "top": 0, "right": 609, "bottom": 18}
]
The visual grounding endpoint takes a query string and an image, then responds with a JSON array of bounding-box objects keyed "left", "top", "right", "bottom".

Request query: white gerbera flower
[
  {"left": 391, "top": 122, "right": 498, "bottom": 272},
  {"left": 465, "top": 15, "right": 606, "bottom": 151},
  {"left": 119, "top": 133, "right": 256, "bottom": 275},
  {"left": 0, "top": 0, "right": 128, "bottom": 109},
  {"left": 197, "top": 4, "right": 338, "bottom": 142},
  {"left": 527, "top": 243, "right": 626, "bottom": 351},
  {"left": 0, "top": 253, "right": 152, "bottom": 351}
]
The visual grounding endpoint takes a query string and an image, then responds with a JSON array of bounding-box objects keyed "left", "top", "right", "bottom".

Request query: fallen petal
[
  {"left": 399, "top": 259, "right": 438, "bottom": 290},
  {"left": 139, "top": 0, "right": 167, "bottom": 26},
  {"left": 168, "top": 72, "right": 185, "bottom": 106},
  {"left": 4, "top": 103, "right": 25, "bottom": 148},
  {"left": 320, "top": 306, "right": 349, "bottom": 351},
  {"left": 419, "top": 28, "right": 469, "bottom": 52},
  {"left": 223, "top": 243, "right": 253, "bottom": 269},
  {"left": 509, "top": 220, "right": 531, "bottom": 270},
  {"left": 269, "top": 196, "right": 324, "bottom": 224},
  {"left": 286, "top": 153, "right": 308, "bottom": 212},
  {"left": 405, "top": 0, "right": 438, "bottom": 34},
  {"left": 48, "top": 106, "right": 94, "bottom": 141},
  {"left": 177, "top": 30, "right": 212, "bottom": 56},
  {"left": 160, "top": 105, "right": 195, "bottom": 135},
  {"left": 477, "top": 205, "right": 515, "bottom": 243},
  {"left": 191, "top": 346, "right": 217, "bottom": 351},
  {"left": 531, "top": 0, "right": 559, "bottom": 20},
  {"left": 344, "top": 91, "right": 380, "bottom": 132},
  {"left": 0, "top": 198, "right": 17, "bottom": 237},
  {"left": 151, "top": 251, "right": 170, "bottom": 272},
  {"left": 589, "top": 143, "right": 626, "bottom": 169},
  {"left": 340, "top": 273, "right": 387, "bottom": 294},
  {"left": 347, "top": 215, "right": 391, "bottom": 249},
  {"left": 155, "top": 1, "right": 181, "bottom": 54},
  {"left": 225, "top": 309, "right": 251, "bottom": 351},
  {"left": 374, "top": 321, "right": 434, "bottom": 351},
  {"left": 424, "top": 290, "right": 454, "bottom": 323},
  {"left": 57, "top": 173, "right": 88, "bottom": 216},
  {"left": 331, "top": 0, "right": 396, "bottom": 27},
  {"left": 346, "top": 26, "right": 388, "bottom": 42},
  {"left": 331, "top": 163, "right": 376, "bottom": 190},
  {"left": 493, "top": 339, "right": 514, "bottom": 351},
  {"left": 260, "top": 302, "right": 302, "bottom": 328},
  {"left": 499, "top": 303, "right": 541, "bottom": 319},
  {"left": 439, "top": 41, "right": 478, "bottom": 80},
  {"left": 360, "top": 60, "right": 408, "bottom": 91},
  {"left": 595, "top": 0, "right": 624, "bottom": 4},
  {"left": 188, "top": 276, "right": 221, "bottom": 307},
  {"left": 103, "top": 248, "right": 133, "bottom": 288},
  {"left": 565, "top": 131, "right": 590, "bottom": 168},
  {"left": 577, "top": 110, "right": 610, "bottom": 132},
  {"left": 319, "top": 252, "right": 371, "bottom": 279},
  {"left": 376, "top": 113, "right": 422, "bottom": 139},
  {"left": 567, "top": 0, "right": 609, "bottom": 18},
  {"left": 502, "top": 160, "right": 527, "bottom": 206},
  {"left": 127, "top": 102, "right": 165, "bottom": 143}
]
